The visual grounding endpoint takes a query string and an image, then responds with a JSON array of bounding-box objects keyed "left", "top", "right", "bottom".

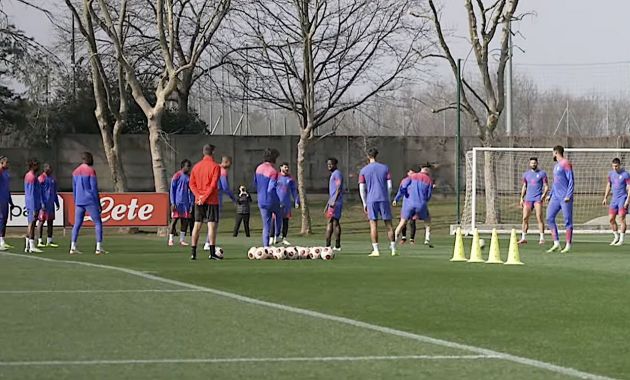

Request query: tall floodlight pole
[
  {"left": 506, "top": 19, "right": 513, "bottom": 137},
  {"left": 456, "top": 58, "right": 462, "bottom": 224}
]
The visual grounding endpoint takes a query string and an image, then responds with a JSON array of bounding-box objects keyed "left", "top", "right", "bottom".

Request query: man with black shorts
[{"left": 189, "top": 144, "right": 221, "bottom": 260}]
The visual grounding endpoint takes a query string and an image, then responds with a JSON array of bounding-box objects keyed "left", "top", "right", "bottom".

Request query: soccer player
[
  {"left": 254, "top": 148, "right": 282, "bottom": 247},
  {"left": 394, "top": 169, "right": 416, "bottom": 244},
  {"left": 24, "top": 159, "right": 44, "bottom": 254},
  {"left": 546, "top": 145, "right": 574, "bottom": 253},
  {"left": 325, "top": 158, "right": 343, "bottom": 251},
  {"left": 393, "top": 165, "right": 434, "bottom": 247},
  {"left": 518, "top": 157, "right": 549, "bottom": 245},
  {"left": 189, "top": 144, "right": 222, "bottom": 260},
  {"left": 37, "top": 163, "right": 60, "bottom": 248},
  {"left": 71, "top": 152, "right": 105, "bottom": 255},
  {"left": 276, "top": 162, "right": 299, "bottom": 245},
  {"left": 358, "top": 148, "right": 396, "bottom": 257},
  {"left": 168, "top": 159, "right": 193, "bottom": 246},
  {"left": 0, "top": 156, "right": 15, "bottom": 251},
  {"left": 602, "top": 158, "right": 630, "bottom": 246}
]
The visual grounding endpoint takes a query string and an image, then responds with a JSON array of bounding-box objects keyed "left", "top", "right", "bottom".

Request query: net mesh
[{"left": 460, "top": 148, "right": 630, "bottom": 233}]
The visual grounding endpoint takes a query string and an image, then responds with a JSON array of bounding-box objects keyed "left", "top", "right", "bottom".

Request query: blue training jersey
[
  {"left": 328, "top": 169, "right": 343, "bottom": 206},
  {"left": 277, "top": 173, "right": 299, "bottom": 209},
  {"left": 396, "top": 172, "right": 433, "bottom": 206},
  {"left": 219, "top": 167, "right": 236, "bottom": 206},
  {"left": 38, "top": 173, "right": 59, "bottom": 209},
  {"left": 551, "top": 158, "right": 574, "bottom": 200},
  {"left": 394, "top": 177, "right": 411, "bottom": 203},
  {"left": 24, "top": 171, "right": 43, "bottom": 211},
  {"left": 170, "top": 170, "right": 193, "bottom": 209},
  {"left": 254, "top": 162, "right": 280, "bottom": 207},
  {"left": 522, "top": 169, "right": 548, "bottom": 202},
  {"left": 72, "top": 164, "right": 100, "bottom": 207},
  {"left": 608, "top": 169, "right": 630, "bottom": 200},
  {"left": 0, "top": 168, "right": 12, "bottom": 205},
  {"left": 359, "top": 162, "right": 391, "bottom": 203}
]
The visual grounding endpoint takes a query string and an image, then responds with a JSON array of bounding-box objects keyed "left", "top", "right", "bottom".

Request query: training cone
[
  {"left": 485, "top": 228, "right": 503, "bottom": 264},
  {"left": 505, "top": 229, "right": 524, "bottom": 265},
  {"left": 468, "top": 229, "right": 484, "bottom": 263},
  {"left": 450, "top": 227, "right": 467, "bottom": 262}
]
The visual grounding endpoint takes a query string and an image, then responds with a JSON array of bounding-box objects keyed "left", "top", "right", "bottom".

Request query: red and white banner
[{"left": 60, "top": 193, "right": 169, "bottom": 227}]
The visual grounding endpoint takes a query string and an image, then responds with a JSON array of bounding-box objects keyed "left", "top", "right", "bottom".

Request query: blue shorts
[
  {"left": 38, "top": 204, "right": 56, "bottom": 221},
  {"left": 609, "top": 197, "right": 628, "bottom": 216},
  {"left": 279, "top": 204, "right": 292, "bottom": 219},
  {"left": 367, "top": 201, "right": 392, "bottom": 221},
  {"left": 26, "top": 209, "right": 38, "bottom": 223},
  {"left": 326, "top": 204, "right": 343, "bottom": 220},
  {"left": 402, "top": 203, "right": 430, "bottom": 221},
  {"left": 523, "top": 200, "right": 542, "bottom": 210},
  {"left": 171, "top": 204, "right": 192, "bottom": 219}
]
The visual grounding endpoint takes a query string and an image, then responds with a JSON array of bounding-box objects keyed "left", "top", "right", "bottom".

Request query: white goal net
[{"left": 458, "top": 147, "right": 630, "bottom": 234}]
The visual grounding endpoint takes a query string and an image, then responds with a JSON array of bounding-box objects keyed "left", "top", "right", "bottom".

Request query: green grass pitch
[{"left": 0, "top": 200, "right": 628, "bottom": 379}]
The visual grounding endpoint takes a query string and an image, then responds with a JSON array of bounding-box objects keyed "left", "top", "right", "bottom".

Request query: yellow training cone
[
  {"left": 505, "top": 228, "right": 524, "bottom": 265},
  {"left": 450, "top": 227, "right": 467, "bottom": 262},
  {"left": 468, "top": 229, "right": 484, "bottom": 263},
  {"left": 485, "top": 228, "right": 503, "bottom": 264}
]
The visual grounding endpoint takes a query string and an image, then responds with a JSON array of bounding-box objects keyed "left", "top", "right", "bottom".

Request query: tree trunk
[
  {"left": 147, "top": 108, "right": 169, "bottom": 193},
  {"left": 297, "top": 131, "right": 312, "bottom": 235},
  {"left": 100, "top": 125, "right": 128, "bottom": 192},
  {"left": 177, "top": 85, "right": 190, "bottom": 114},
  {"left": 483, "top": 137, "right": 499, "bottom": 224},
  {"left": 94, "top": 105, "right": 128, "bottom": 193}
]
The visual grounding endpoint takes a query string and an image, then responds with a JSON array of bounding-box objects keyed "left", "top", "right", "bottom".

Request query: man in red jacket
[{"left": 189, "top": 144, "right": 221, "bottom": 260}]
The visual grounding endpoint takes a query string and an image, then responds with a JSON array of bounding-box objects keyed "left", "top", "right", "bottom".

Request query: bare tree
[
  {"left": 420, "top": 0, "right": 519, "bottom": 224},
  {"left": 229, "top": 0, "right": 430, "bottom": 233},
  {"left": 89, "top": 0, "right": 230, "bottom": 192},
  {"left": 64, "top": 0, "right": 129, "bottom": 191}
]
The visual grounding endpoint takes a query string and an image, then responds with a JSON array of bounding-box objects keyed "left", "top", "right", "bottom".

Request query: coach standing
[{"left": 189, "top": 144, "right": 221, "bottom": 261}]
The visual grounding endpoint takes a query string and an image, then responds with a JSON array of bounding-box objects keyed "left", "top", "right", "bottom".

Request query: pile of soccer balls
[{"left": 247, "top": 246, "right": 335, "bottom": 261}]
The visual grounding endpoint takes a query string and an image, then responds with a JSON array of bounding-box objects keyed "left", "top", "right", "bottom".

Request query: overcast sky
[{"left": 4, "top": 0, "right": 630, "bottom": 93}]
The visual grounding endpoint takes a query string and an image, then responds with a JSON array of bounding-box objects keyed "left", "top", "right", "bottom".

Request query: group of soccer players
[
  {"left": 519, "top": 145, "right": 574, "bottom": 252},
  {"left": 0, "top": 152, "right": 104, "bottom": 254},
  {"left": 168, "top": 145, "right": 304, "bottom": 260},
  {"left": 7, "top": 143, "right": 627, "bottom": 257},
  {"left": 520, "top": 145, "right": 630, "bottom": 252}
]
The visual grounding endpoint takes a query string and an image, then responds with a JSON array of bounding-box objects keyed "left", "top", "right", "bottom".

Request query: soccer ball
[
  {"left": 285, "top": 247, "right": 298, "bottom": 260},
  {"left": 247, "top": 247, "right": 256, "bottom": 260},
  {"left": 321, "top": 247, "right": 335, "bottom": 260},
  {"left": 214, "top": 247, "right": 224, "bottom": 259},
  {"left": 272, "top": 247, "right": 287, "bottom": 260},
  {"left": 479, "top": 239, "right": 486, "bottom": 249},
  {"left": 309, "top": 247, "right": 322, "bottom": 260},
  {"left": 254, "top": 247, "right": 267, "bottom": 260},
  {"left": 297, "top": 246, "right": 309, "bottom": 259}
]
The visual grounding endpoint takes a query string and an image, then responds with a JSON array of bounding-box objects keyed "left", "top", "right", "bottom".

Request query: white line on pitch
[
  {"left": 0, "top": 355, "right": 497, "bottom": 366},
  {"left": 0, "top": 252, "right": 615, "bottom": 380},
  {"left": 0, "top": 289, "right": 201, "bottom": 295}
]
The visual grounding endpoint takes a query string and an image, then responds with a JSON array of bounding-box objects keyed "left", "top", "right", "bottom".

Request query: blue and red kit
[
  {"left": 170, "top": 170, "right": 193, "bottom": 219},
  {"left": 38, "top": 172, "right": 59, "bottom": 221},
  {"left": 71, "top": 164, "right": 103, "bottom": 243},
  {"left": 254, "top": 162, "right": 282, "bottom": 246},
  {"left": 277, "top": 173, "right": 299, "bottom": 219},
  {"left": 547, "top": 159, "right": 574, "bottom": 243}
]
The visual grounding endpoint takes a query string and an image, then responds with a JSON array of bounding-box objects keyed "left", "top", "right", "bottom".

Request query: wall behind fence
[{"left": 2, "top": 134, "right": 629, "bottom": 193}]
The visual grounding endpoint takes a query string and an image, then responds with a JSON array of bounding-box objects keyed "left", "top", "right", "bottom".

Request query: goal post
[{"left": 453, "top": 147, "right": 630, "bottom": 235}]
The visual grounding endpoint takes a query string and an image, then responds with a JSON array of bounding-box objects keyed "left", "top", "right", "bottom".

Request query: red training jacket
[{"left": 189, "top": 156, "right": 221, "bottom": 205}]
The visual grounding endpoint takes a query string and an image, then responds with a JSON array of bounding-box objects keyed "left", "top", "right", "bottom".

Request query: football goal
[{"left": 455, "top": 147, "right": 630, "bottom": 235}]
